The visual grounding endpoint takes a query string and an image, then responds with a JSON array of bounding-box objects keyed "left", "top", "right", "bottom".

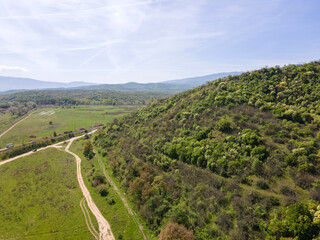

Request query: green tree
[
  {"left": 83, "top": 140, "right": 94, "bottom": 159},
  {"left": 285, "top": 203, "right": 317, "bottom": 240}
]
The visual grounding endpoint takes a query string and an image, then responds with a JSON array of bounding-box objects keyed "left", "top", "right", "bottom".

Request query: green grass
[
  {"left": 70, "top": 139, "right": 146, "bottom": 240},
  {"left": 96, "top": 150, "right": 157, "bottom": 240},
  {"left": 0, "top": 148, "right": 94, "bottom": 239},
  {"left": 0, "top": 105, "right": 135, "bottom": 148},
  {"left": 0, "top": 111, "right": 23, "bottom": 133},
  {"left": 0, "top": 111, "right": 13, "bottom": 128}
]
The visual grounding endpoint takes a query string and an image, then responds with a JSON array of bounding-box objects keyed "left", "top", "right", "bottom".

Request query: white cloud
[
  {"left": 0, "top": 65, "right": 28, "bottom": 72},
  {"left": 0, "top": 0, "right": 317, "bottom": 83}
]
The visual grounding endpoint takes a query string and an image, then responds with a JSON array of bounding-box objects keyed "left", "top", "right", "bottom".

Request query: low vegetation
[
  {"left": 0, "top": 148, "right": 93, "bottom": 239},
  {"left": 93, "top": 61, "right": 320, "bottom": 239}
]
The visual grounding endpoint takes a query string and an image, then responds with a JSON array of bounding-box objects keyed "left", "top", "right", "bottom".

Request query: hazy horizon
[{"left": 0, "top": 0, "right": 319, "bottom": 84}]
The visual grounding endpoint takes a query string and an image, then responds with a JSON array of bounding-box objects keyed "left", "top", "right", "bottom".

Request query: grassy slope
[
  {"left": 0, "top": 148, "right": 93, "bottom": 240},
  {"left": 70, "top": 139, "right": 147, "bottom": 240},
  {"left": 0, "top": 105, "right": 134, "bottom": 148}
]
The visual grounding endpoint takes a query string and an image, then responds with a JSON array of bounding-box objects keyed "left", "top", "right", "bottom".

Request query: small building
[{"left": 6, "top": 143, "right": 14, "bottom": 149}]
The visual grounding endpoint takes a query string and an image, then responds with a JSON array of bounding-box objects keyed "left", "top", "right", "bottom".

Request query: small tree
[
  {"left": 53, "top": 131, "right": 57, "bottom": 137},
  {"left": 83, "top": 140, "right": 94, "bottom": 159},
  {"left": 49, "top": 121, "right": 53, "bottom": 125}
]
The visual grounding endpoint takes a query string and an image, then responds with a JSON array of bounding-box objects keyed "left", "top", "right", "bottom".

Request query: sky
[{"left": 0, "top": 0, "right": 319, "bottom": 84}]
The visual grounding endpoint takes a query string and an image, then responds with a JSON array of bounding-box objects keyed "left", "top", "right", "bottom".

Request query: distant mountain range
[
  {"left": 0, "top": 72, "right": 242, "bottom": 94},
  {"left": 163, "top": 72, "right": 242, "bottom": 87},
  {"left": 0, "top": 76, "right": 96, "bottom": 93},
  {"left": 74, "top": 72, "right": 242, "bottom": 93}
]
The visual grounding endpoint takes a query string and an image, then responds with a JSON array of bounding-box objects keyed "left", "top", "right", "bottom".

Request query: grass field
[
  {"left": 0, "top": 105, "right": 136, "bottom": 148},
  {"left": 0, "top": 111, "right": 20, "bottom": 132},
  {"left": 0, "top": 111, "right": 13, "bottom": 127},
  {"left": 0, "top": 148, "right": 94, "bottom": 240},
  {"left": 70, "top": 139, "right": 148, "bottom": 240}
]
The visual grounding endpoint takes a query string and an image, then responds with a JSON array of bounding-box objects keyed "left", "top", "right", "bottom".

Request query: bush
[
  {"left": 83, "top": 140, "right": 94, "bottom": 159},
  {"left": 159, "top": 223, "right": 194, "bottom": 240},
  {"left": 107, "top": 198, "right": 116, "bottom": 205},
  {"left": 97, "top": 185, "right": 109, "bottom": 197},
  {"left": 256, "top": 180, "right": 269, "bottom": 190},
  {"left": 216, "top": 118, "right": 233, "bottom": 132}
]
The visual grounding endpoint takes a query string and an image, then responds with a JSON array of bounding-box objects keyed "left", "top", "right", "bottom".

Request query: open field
[
  {"left": 70, "top": 139, "right": 148, "bottom": 240},
  {"left": 0, "top": 105, "right": 136, "bottom": 148},
  {"left": 0, "top": 111, "right": 21, "bottom": 133},
  {"left": 0, "top": 148, "right": 95, "bottom": 239}
]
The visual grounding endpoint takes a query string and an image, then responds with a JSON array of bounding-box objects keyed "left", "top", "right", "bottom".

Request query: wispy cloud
[
  {"left": 0, "top": 0, "right": 318, "bottom": 83},
  {"left": 62, "top": 40, "right": 125, "bottom": 51},
  {"left": 0, "top": 65, "right": 28, "bottom": 72},
  {"left": 0, "top": 0, "right": 154, "bottom": 19}
]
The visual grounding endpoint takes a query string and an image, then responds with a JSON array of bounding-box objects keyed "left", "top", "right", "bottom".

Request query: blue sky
[{"left": 0, "top": 0, "right": 319, "bottom": 83}]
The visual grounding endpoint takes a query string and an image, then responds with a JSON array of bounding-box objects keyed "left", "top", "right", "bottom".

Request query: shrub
[
  {"left": 216, "top": 118, "right": 233, "bottom": 133},
  {"left": 158, "top": 223, "right": 194, "bottom": 240},
  {"left": 97, "top": 185, "right": 109, "bottom": 197},
  {"left": 256, "top": 179, "right": 269, "bottom": 190}
]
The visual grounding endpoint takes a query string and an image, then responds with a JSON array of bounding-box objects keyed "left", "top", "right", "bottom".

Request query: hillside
[
  {"left": 94, "top": 62, "right": 320, "bottom": 239},
  {"left": 0, "top": 76, "right": 95, "bottom": 92}
]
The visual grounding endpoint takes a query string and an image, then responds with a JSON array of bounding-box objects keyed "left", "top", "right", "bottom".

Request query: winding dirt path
[
  {"left": 0, "top": 130, "right": 115, "bottom": 240},
  {"left": 80, "top": 198, "right": 99, "bottom": 240},
  {"left": 0, "top": 112, "right": 33, "bottom": 139},
  {"left": 65, "top": 138, "right": 115, "bottom": 240}
]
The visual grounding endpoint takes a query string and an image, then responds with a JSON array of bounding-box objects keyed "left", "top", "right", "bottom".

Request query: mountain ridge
[
  {"left": 0, "top": 76, "right": 96, "bottom": 92},
  {"left": 0, "top": 71, "right": 241, "bottom": 93}
]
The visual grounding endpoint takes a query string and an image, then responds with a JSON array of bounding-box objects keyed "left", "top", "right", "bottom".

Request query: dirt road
[
  {"left": 0, "top": 112, "right": 33, "bottom": 139},
  {"left": 0, "top": 140, "right": 61, "bottom": 166},
  {"left": 80, "top": 198, "right": 99, "bottom": 240},
  {"left": 65, "top": 138, "right": 115, "bottom": 240},
  {"left": 0, "top": 130, "right": 115, "bottom": 240}
]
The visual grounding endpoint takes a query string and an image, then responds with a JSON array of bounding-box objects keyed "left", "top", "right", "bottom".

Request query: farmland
[
  {"left": 0, "top": 105, "right": 137, "bottom": 148},
  {"left": 0, "top": 148, "right": 95, "bottom": 239}
]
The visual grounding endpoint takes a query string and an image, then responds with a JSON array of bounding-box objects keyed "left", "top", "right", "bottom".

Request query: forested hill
[{"left": 94, "top": 61, "right": 320, "bottom": 239}]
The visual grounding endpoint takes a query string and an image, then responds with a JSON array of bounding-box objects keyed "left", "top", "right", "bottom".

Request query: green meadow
[
  {"left": 0, "top": 148, "right": 94, "bottom": 240},
  {"left": 0, "top": 105, "right": 136, "bottom": 148},
  {"left": 0, "top": 111, "right": 19, "bottom": 132}
]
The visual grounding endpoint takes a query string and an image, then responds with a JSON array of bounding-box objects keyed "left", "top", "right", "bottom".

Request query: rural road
[
  {"left": 65, "top": 137, "right": 115, "bottom": 240},
  {"left": 0, "top": 130, "right": 115, "bottom": 240},
  {"left": 0, "top": 112, "right": 33, "bottom": 139},
  {"left": 0, "top": 140, "right": 62, "bottom": 166}
]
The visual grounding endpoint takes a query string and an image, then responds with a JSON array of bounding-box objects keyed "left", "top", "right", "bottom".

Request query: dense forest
[
  {"left": 93, "top": 62, "right": 320, "bottom": 239},
  {"left": 0, "top": 89, "right": 170, "bottom": 106}
]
